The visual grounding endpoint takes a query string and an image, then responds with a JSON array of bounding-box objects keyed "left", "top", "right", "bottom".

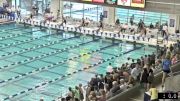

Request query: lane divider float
[
  {"left": 2, "top": 46, "right": 143, "bottom": 101},
  {"left": 0, "top": 42, "right": 113, "bottom": 85}
]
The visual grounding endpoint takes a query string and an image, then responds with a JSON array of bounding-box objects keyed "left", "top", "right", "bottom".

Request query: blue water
[{"left": 0, "top": 23, "right": 156, "bottom": 101}]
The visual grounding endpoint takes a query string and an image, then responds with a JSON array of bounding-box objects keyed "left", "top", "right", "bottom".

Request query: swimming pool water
[{"left": 0, "top": 23, "right": 156, "bottom": 101}]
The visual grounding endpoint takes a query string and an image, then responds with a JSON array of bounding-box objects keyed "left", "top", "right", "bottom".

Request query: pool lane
[
  {"left": 0, "top": 23, "right": 36, "bottom": 32},
  {"left": 0, "top": 32, "right": 55, "bottom": 49},
  {"left": 0, "top": 37, "right": 108, "bottom": 83},
  {"left": 0, "top": 32, "right": 79, "bottom": 59},
  {"left": 0, "top": 25, "right": 41, "bottom": 41},
  {"left": 14, "top": 45, "right": 143, "bottom": 101},
  {"left": 0, "top": 36, "right": 85, "bottom": 70},
  {"left": 0, "top": 23, "right": 18, "bottom": 29},
  {"left": 0, "top": 23, "right": 157, "bottom": 101},
  {"left": 0, "top": 38, "right": 112, "bottom": 85},
  {"left": 0, "top": 36, "right": 111, "bottom": 100}
]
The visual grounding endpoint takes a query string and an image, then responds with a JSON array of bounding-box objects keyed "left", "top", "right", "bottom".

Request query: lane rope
[
  {"left": 0, "top": 41, "right": 112, "bottom": 85},
  {"left": 2, "top": 45, "right": 144, "bottom": 101}
]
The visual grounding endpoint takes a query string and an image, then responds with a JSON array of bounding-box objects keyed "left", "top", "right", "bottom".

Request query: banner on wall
[
  {"left": 105, "top": 0, "right": 118, "bottom": 5},
  {"left": 92, "top": 0, "right": 104, "bottom": 3},
  {"left": 131, "top": 0, "right": 145, "bottom": 8},
  {"left": 169, "top": 19, "right": 175, "bottom": 27},
  {"left": 117, "top": 0, "right": 131, "bottom": 6}
]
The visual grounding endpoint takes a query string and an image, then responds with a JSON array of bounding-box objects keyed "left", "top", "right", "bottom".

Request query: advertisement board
[
  {"left": 117, "top": 0, "right": 131, "bottom": 6},
  {"left": 82, "top": 0, "right": 92, "bottom": 2},
  {"left": 92, "top": 0, "right": 104, "bottom": 3},
  {"left": 131, "top": 0, "right": 145, "bottom": 8},
  {"left": 82, "top": 0, "right": 145, "bottom": 8},
  {"left": 105, "top": 0, "right": 118, "bottom": 5}
]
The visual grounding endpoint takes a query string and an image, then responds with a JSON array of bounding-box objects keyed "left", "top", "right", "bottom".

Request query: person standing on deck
[
  {"left": 162, "top": 55, "right": 171, "bottom": 88},
  {"left": 106, "top": 63, "right": 113, "bottom": 73},
  {"left": 16, "top": 5, "right": 21, "bottom": 18},
  {"left": 100, "top": 13, "right": 104, "bottom": 21},
  {"left": 130, "top": 14, "right": 134, "bottom": 26}
]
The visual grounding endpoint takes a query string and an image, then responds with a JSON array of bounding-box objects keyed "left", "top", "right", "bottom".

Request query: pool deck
[
  {"left": 0, "top": 19, "right": 14, "bottom": 24},
  {"left": 0, "top": 15, "right": 177, "bottom": 47},
  {"left": 16, "top": 17, "right": 176, "bottom": 47}
]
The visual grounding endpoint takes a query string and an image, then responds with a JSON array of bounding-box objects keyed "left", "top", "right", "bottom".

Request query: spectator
[
  {"left": 85, "top": 82, "right": 92, "bottom": 101},
  {"left": 115, "top": 19, "right": 120, "bottom": 25},
  {"left": 141, "top": 56, "right": 145, "bottom": 67},
  {"left": 172, "top": 54, "right": 179, "bottom": 64},
  {"left": 97, "top": 20, "right": 103, "bottom": 32},
  {"left": 121, "top": 64, "right": 126, "bottom": 70},
  {"left": 150, "top": 23, "right": 154, "bottom": 29},
  {"left": 144, "top": 55, "right": 149, "bottom": 65},
  {"left": 100, "top": 13, "right": 104, "bottom": 21},
  {"left": 140, "top": 68, "right": 149, "bottom": 91},
  {"left": 59, "top": 15, "right": 66, "bottom": 27},
  {"left": 162, "top": 55, "right": 171, "bottom": 87},
  {"left": 130, "top": 15, "right": 134, "bottom": 25},
  {"left": 88, "top": 91, "right": 97, "bottom": 101},
  {"left": 16, "top": 5, "right": 21, "bottom": 18},
  {"left": 57, "top": 10, "right": 60, "bottom": 20},
  {"left": 61, "top": 98, "right": 66, "bottom": 101},
  {"left": 11, "top": 5, "right": 15, "bottom": 13},
  {"left": 44, "top": 5, "right": 50, "bottom": 13},
  {"left": 162, "top": 24, "right": 168, "bottom": 37},
  {"left": 149, "top": 85, "right": 159, "bottom": 101},
  {"left": 74, "top": 86, "right": 80, "bottom": 101},
  {"left": 85, "top": 17, "right": 90, "bottom": 26},
  {"left": 148, "top": 69, "right": 154, "bottom": 90},
  {"left": 109, "top": 81, "right": 120, "bottom": 97},
  {"left": 106, "top": 63, "right": 113, "bottom": 73},
  {"left": 128, "top": 64, "right": 141, "bottom": 85},
  {"left": 40, "top": 97, "right": 44, "bottom": 101},
  {"left": 98, "top": 74, "right": 105, "bottom": 90},
  {"left": 79, "top": 84, "right": 84, "bottom": 101},
  {"left": 119, "top": 79, "right": 127, "bottom": 91},
  {"left": 93, "top": 75, "right": 99, "bottom": 91},
  {"left": 66, "top": 87, "right": 74, "bottom": 100},
  {"left": 169, "top": 44, "right": 174, "bottom": 53},
  {"left": 105, "top": 73, "right": 113, "bottom": 91},
  {"left": 97, "top": 89, "right": 106, "bottom": 101}
]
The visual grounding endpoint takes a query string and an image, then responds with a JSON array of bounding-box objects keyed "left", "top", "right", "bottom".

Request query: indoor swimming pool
[{"left": 0, "top": 23, "right": 156, "bottom": 101}]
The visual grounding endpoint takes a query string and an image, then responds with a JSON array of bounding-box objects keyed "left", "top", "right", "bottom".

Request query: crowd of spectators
[
  {"left": 54, "top": 40, "right": 180, "bottom": 101},
  {"left": 0, "top": 2, "right": 21, "bottom": 18}
]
